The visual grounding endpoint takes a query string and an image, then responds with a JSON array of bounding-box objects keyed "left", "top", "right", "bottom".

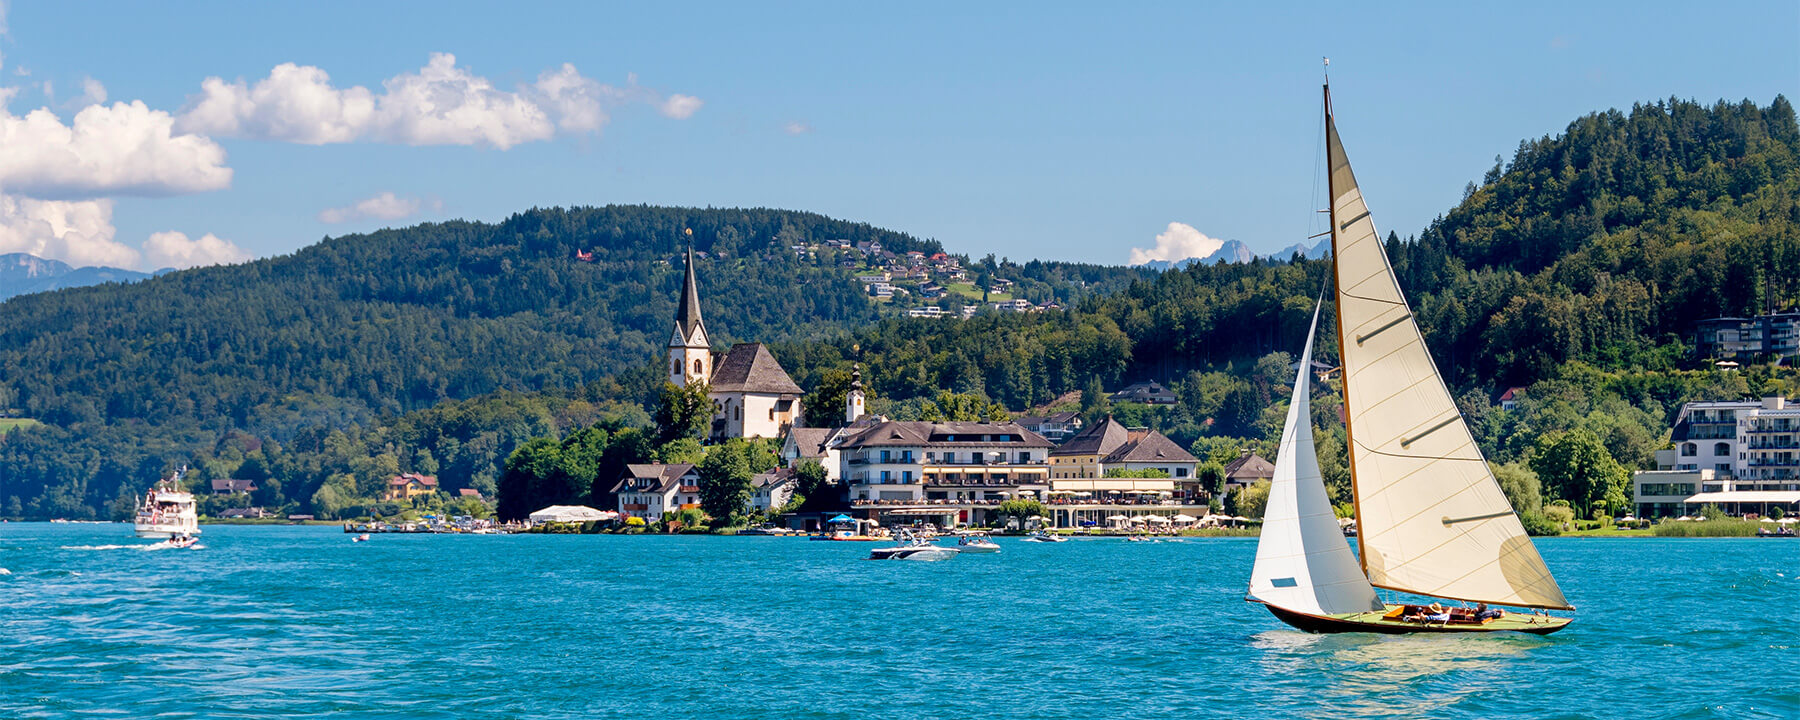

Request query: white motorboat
[
  {"left": 955, "top": 533, "right": 1001, "bottom": 553},
  {"left": 1022, "top": 531, "right": 1067, "bottom": 543},
  {"left": 869, "top": 531, "right": 958, "bottom": 561},
  {"left": 134, "top": 467, "right": 201, "bottom": 539}
]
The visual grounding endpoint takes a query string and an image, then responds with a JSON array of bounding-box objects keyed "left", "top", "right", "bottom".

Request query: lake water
[{"left": 1, "top": 524, "right": 1794, "bottom": 719}]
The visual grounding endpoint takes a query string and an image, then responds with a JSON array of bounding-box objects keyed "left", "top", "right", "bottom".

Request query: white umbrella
[
  {"left": 1172, "top": 514, "right": 1197, "bottom": 523},
  {"left": 1129, "top": 515, "right": 1151, "bottom": 523},
  {"left": 1779, "top": 518, "right": 1797, "bottom": 524},
  {"left": 1106, "top": 514, "right": 1129, "bottom": 522},
  {"left": 1146, "top": 515, "right": 1172, "bottom": 524},
  {"left": 1760, "top": 517, "right": 1777, "bottom": 523}
]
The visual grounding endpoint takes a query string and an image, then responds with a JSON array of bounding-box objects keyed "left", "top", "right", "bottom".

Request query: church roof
[
  {"left": 674, "top": 245, "right": 706, "bottom": 344},
  {"left": 710, "top": 343, "right": 804, "bottom": 395}
]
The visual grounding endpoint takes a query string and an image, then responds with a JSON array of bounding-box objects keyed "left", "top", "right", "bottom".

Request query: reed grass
[{"left": 1652, "top": 519, "right": 1761, "bottom": 537}]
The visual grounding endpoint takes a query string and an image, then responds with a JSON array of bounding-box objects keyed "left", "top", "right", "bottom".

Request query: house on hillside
[
  {"left": 1014, "top": 412, "right": 1083, "bottom": 443},
  {"left": 1110, "top": 381, "right": 1177, "bottom": 406},
  {"left": 210, "top": 478, "right": 257, "bottom": 495},
  {"left": 381, "top": 474, "right": 439, "bottom": 501},
  {"left": 1499, "top": 387, "right": 1526, "bottom": 411}
]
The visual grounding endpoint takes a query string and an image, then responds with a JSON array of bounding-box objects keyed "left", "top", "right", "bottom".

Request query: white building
[
  {"left": 1635, "top": 396, "right": 1800, "bottom": 517},
  {"left": 750, "top": 471, "right": 796, "bottom": 513},
  {"left": 611, "top": 463, "right": 700, "bottom": 520},
  {"left": 836, "top": 420, "right": 1054, "bottom": 526},
  {"left": 908, "top": 306, "right": 947, "bottom": 318}
]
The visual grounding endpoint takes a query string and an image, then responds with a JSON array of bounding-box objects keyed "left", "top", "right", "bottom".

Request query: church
[{"left": 668, "top": 246, "right": 806, "bottom": 440}]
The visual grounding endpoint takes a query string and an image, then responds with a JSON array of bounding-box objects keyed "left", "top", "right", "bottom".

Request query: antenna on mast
[{"left": 1323, "top": 56, "right": 1330, "bottom": 83}]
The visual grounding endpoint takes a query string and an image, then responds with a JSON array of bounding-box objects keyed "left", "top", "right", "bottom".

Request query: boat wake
[{"left": 62, "top": 542, "right": 202, "bottom": 551}]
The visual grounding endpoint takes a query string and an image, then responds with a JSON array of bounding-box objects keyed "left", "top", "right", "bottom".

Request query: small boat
[
  {"left": 353, "top": 534, "right": 371, "bottom": 543},
  {"left": 1022, "top": 530, "right": 1067, "bottom": 543},
  {"left": 1126, "top": 535, "right": 1151, "bottom": 543},
  {"left": 168, "top": 534, "right": 197, "bottom": 549},
  {"left": 134, "top": 467, "right": 201, "bottom": 539},
  {"left": 1755, "top": 527, "right": 1796, "bottom": 537},
  {"left": 955, "top": 533, "right": 1001, "bottom": 553},
  {"left": 1245, "top": 76, "right": 1573, "bottom": 635}
]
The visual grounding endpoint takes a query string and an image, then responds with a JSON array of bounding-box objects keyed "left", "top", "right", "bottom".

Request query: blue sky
[{"left": 0, "top": 1, "right": 1794, "bottom": 269}]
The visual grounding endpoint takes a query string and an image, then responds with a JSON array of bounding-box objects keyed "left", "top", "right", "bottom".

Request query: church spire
[{"left": 673, "top": 230, "right": 706, "bottom": 347}]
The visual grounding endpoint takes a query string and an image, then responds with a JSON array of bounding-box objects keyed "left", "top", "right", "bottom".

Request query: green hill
[{"left": 1, "top": 96, "right": 1795, "bottom": 520}]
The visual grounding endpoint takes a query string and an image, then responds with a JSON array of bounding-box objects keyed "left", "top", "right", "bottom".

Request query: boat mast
[{"left": 1323, "top": 71, "right": 1370, "bottom": 580}]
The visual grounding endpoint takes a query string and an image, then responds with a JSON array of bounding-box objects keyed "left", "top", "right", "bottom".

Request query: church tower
[
  {"left": 669, "top": 239, "right": 711, "bottom": 387},
  {"left": 845, "top": 363, "right": 866, "bottom": 424}
]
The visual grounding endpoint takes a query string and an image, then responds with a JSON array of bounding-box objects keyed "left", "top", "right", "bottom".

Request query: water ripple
[{"left": 1, "top": 526, "right": 1795, "bottom": 719}]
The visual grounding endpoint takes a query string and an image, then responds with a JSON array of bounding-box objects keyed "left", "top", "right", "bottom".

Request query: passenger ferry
[{"left": 134, "top": 467, "right": 201, "bottom": 539}]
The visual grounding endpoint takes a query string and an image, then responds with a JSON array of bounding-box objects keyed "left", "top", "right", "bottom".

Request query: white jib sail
[
  {"left": 1328, "top": 113, "right": 1572, "bottom": 610},
  {"left": 1249, "top": 302, "right": 1384, "bottom": 616}
]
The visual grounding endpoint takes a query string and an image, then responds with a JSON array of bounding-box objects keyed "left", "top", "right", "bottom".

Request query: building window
[
  {"left": 1713, "top": 442, "right": 1730, "bottom": 456},
  {"left": 1176, "top": 467, "right": 1189, "bottom": 478},
  {"left": 672, "top": 358, "right": 680, "bottom": 375},
  {"left": 1681, "top": 443, "right": 1697, "bottom": 457},
  {"left": 694, "top": 358, "right": 703, "bottom": 375},
  {"left": 768, "top": 407, "right": 775, "bottom": 421}
]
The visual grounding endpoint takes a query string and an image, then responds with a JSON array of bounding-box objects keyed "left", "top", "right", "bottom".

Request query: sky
[{"left": 0, "top": 1, "right": 1794, "bottom": 270}]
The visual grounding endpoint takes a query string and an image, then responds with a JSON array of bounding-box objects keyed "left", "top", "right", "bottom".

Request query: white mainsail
[
  {"left": 1327, "top": 100, "right": 1571, "bottom": 610},
  {"left": 1249, "top": 302, "right": 1384, "bottom": 616}
]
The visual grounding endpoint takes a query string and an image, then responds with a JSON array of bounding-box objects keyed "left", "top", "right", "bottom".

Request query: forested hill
[{"left": 0, "top": 96, "right": 1794, "bottom": 520}]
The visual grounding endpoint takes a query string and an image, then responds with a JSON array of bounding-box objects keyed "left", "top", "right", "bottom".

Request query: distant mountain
[
  {"left": 0, "top": 253, "right": 157, "bottom": 300},
  {"left": 1135, "top": 238, "right": 1327, "bottom": 271}
]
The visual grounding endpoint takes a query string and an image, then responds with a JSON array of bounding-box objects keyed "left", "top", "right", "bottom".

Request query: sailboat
[{"left": 1245, "top": 80, "right": 1574, "bottom": 634}]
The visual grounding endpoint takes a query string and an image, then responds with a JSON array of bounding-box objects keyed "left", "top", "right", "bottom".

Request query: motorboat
[
  {"left": 353, "top": 534, "right": 371, "bottom": 542},
  {"left": 955, "top": 533, "right": 1001, "bottom": 553},
  {"left": 869, "top": 531, "right": 958, "bottom": 561},
  {"left": 1021, "top": 530, "right": 1067, "bottom": 543},
  {"left": 134, "top": 467, "right": 201, "bottom": 539},
  {"left": 168, "top": 534, "right": 198, "bottom": 549}
]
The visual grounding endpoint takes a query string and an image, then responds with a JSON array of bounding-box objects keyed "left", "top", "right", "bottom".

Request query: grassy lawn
[
  {"left": 946, "top": 282, "right": 1010, "bottom": 302},
  {"left": 0, "top": 418, "right": 41, "bottom": 433},
  {"left": 1561, "top": 526, "right": 1655, "bottom": 537}
]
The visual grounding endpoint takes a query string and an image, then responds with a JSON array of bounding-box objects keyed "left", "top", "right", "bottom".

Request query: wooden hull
[{"left": 1263, "top": 603, "right": 1572, "bottom": 635}]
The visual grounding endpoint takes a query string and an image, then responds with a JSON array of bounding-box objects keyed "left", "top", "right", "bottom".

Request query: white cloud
[
  {"left": 317, "top": 191, "right": 431, "bottom": 224},
  {"left": 658, "top": 93, "right": 702, "bottom": 119},
  {"left": 0, "top": 100, "right": 232, "bottom": 199},
  {"left": 783, "top": 121, "right": 813, "bottom": 135},
  {"left": 1128, "top": 222, "right": 1225, "bottom": 266},
  {"left": 74, "top": 76, "right": 106, "bottom": 107},
  {"left": 179, "top": 53, "right": 701, "bottom": 149},
  {"left": 0, "top": 192, "right": 138, "bottom": 267},
  {"left": 142, "top": 230, "right": 250, "bottom": 269}
]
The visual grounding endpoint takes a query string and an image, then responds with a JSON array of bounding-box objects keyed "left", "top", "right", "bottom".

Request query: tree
[
  {"left": 1491, "top": 461, "right": 1542, "bottom": 515},
  {"left": 918, "top": 391, "right": 1009, "bottom": 422},
  {"left": 1235, "top": 480, "right": 1271, "bottom": 519},
  {"left": 1079, "top": 376, "right": 1110, "bottom": 425},
  {"left": 1528, "top": 429, "right": 1629, "bottom": 518},
  {"left": 697, "top": 438, "right": 756, "bottom": 524},
  {"left": 655, "top": 381, "right": 713, "bottom": 446},
  {"left": 497, "top": 437, "right": 561, "bottom": 521},
  {"left": 996, "top": 499, "right": 1047, "bottom": 527},
  {"left": 803, "top": 369, "right": 855, "bottom": 427},
  {"left": 792, "top": 459, "right": 832, "bottom": 512},
  {"left": 1103, "top": 467, "right": 1170, "bottom": 478},
  {"left": 1195, "top": 461, "right": 1226, "bottom": 496}
]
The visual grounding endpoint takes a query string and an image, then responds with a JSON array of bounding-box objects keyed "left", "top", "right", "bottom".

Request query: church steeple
[
  {"left": 674, "top": 241, "right": 706, "bottom": 346},
  {"left": 669, "top": 230, "right": 711, "bottom": 387}
]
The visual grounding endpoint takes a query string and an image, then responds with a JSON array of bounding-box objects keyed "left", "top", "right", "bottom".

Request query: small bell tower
[{"left": 845, "top": 363, "right": 865, "bottom": 424}]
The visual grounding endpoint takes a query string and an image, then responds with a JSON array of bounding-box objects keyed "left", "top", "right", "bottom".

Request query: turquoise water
[{"left": 1, "top": 525, "right": 1794, "bottom": 719}]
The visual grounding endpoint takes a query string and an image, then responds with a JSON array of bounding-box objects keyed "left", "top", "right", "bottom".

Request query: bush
[
  {"left": 1519, "top": 511, "right": 1561, "bottom": 536},
  {"left": 1654, "top": 518, "right": 1759, "bottom": 537},
  {"left": 1542, "top": 505, "right": 1575, "bottom": 530}
]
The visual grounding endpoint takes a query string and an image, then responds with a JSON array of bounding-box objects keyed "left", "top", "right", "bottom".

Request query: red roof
[
  {"left": 1499, "top": 387, "right": 1526, "bottom": 402},
  {"left": 389, "top": 473, "right": 439, "bottom": 487}
]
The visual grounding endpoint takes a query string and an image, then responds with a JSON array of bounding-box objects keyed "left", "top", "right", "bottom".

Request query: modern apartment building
[
  {"left": 1694, "top": 312, "right": 1800, "bottom": 359},
  {"left": 1635, "top": 396, "right": 1800, "bottom": 517}
]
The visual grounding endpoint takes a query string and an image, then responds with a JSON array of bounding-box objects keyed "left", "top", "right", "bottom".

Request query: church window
[
  {"left": 694, "top": 358, "right": 703, "bottom": 375},
  {"left": 672, "top": 358, "right": 680, "bottom": 375}
]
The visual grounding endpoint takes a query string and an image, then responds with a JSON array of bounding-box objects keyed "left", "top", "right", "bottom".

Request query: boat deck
[{"left": 1266, "top": 603, "right": 1573, "bottom": 635}]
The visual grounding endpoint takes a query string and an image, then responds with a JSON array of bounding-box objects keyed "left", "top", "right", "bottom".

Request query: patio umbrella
[
  {"left": 1760, "top": 517, "right": 1777, "bottom": 523},
  {"left": 1172, "top": 514, "right": 1196, "bottom": 523},
  {"left": 1129, "top": 515, "right": 1150, "bottom": 523},
  {"left": 828, "top": 514, "right": 854, "bottom": 523},
  {"left": 1146, "top": 515, "right": 1172, "bottom": 524},
  {"left": 1106, "top": 514, "right": 1129, "bottom": 522},
  {"left": 1780, "top": 518, "right": 1797, "bottom": 524}
]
